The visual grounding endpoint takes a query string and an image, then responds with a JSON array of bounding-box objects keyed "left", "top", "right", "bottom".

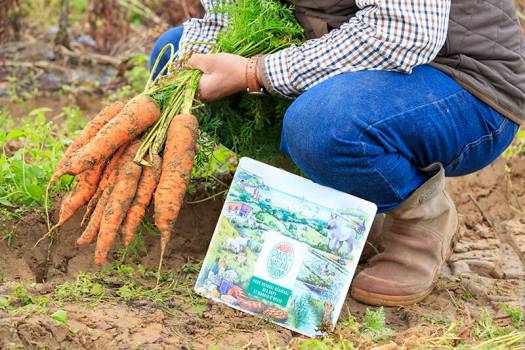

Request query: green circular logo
[{"left": 267, "top": 241, "right": 294, "bottom": 279}]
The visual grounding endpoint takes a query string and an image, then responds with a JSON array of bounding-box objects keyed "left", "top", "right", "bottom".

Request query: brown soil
[{"left": 1, "top": 155, "right": 524, "bottom": 349}]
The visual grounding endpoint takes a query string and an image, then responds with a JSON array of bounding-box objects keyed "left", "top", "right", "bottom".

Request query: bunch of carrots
[
  {"left": 38, "top": 0, "right": 303, "bottom": 275},
  {"left": 43, "top": 93, "right": 199, "bottom": 271}
]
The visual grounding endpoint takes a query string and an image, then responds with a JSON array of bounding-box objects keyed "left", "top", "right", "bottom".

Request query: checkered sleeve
[
  {"left": 177, "top": 0, "right": 232, "bottom": 58},
  {"left": 260, "top": 0, "right": 451, "bottom": 97}
]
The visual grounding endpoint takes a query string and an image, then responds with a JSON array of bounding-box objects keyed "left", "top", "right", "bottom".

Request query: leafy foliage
[
  {"left": 0, "top": 108, "right": 80, "bottom": 209},
  {"left": 55, "top": 273, "right": 106, "bottom": 302},
  {"left": 199, "top": 0, "right": 303, "bottom": 166},
  {"left": 144, "top": 0, "right": 303, "bottom": 170},
  {"left": 215, "top": 0, "right": 304, "bottom": 56},
  {"left": 12, "top": 284, "right": 34, "bottom": 306}
]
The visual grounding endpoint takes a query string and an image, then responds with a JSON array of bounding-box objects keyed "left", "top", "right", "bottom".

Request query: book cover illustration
[{"left": 194, "top": 157, "right": 377, "bottom": 337}]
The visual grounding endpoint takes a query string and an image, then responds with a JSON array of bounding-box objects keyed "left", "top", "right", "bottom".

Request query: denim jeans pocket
[{"left": 445, "top": 117, "right": 519, "bottom": 176}]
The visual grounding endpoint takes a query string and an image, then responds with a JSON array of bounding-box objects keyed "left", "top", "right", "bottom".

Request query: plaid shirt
[{"left": 180, "top": 0, "right": 451, "bottom": 98}]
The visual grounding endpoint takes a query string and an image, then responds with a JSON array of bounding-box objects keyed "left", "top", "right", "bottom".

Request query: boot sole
[{"left": 350, "top": 286, "right": 433, "bottom": 306}]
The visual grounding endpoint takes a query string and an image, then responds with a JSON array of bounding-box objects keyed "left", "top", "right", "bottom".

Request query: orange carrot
[
  {"left": 57, "top": 160, "right": 105, "bottom": 227},
  {"left": 122, "top": 154, "right": 161, "bottom": 247},
  {"left": 81, "top": 143, "right": 128, "bottom": 226},
  {"left": 55, "top": 101, "right": 124, "bottom": 172},
  {"left": 53, "top": 95, "right": 160, "bottom": 180},
  {"left": 154, "top": 114, "right": 199, "bottom": 273},
  {"left": 76, "top": 142, "right": 134, "bottom": 246},
  {"left": 76, "top": 184, "right": 111, "bottom": 246},
  {"left": 94, "top": 141, "right": 142, "bottom": 265}
]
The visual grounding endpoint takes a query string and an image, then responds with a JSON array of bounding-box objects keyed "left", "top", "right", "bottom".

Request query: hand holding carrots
[{"left": 188, "top": 53, "right": 249, "bottom": 101}]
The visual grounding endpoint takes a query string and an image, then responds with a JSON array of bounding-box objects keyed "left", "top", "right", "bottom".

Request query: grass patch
[
  {"left": 297, "top": 338, "right": 355, "bottom": 350},
  {"left": 501, "top": 304, "right": 525, "bottom": 329},
  {"left": 0, "top": 107, "right": 83, "bottom": 210},
  {"left": 472, "top": 310, "right": 508, "bottom": 340},
  {"left": 53, "top": 260, "right": 205, "bottom": 316}
]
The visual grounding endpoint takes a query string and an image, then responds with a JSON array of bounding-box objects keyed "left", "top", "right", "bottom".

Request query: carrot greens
[{"left": 134, "top": 0, "right": 303, "bottom": 167}]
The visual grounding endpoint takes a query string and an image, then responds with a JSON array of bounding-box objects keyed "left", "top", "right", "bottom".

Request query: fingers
[
  {"left": 187, "top": 53, "right": 212, "bottom": 73},
  {"left": 196, "top": 74, "right": 213, "bottom": 101}
]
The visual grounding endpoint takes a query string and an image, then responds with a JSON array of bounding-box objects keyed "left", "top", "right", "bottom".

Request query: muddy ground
[{"left": 0, "top": 149, "right": 524, "bottom": 349}]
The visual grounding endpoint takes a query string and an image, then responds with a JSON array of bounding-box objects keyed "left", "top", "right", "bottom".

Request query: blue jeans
[
  {"left": 151, "top": 27, "right": 519, "bottom": 213},
  {"left": 150, "top": 27, "right": 184, "bottom": 76}
]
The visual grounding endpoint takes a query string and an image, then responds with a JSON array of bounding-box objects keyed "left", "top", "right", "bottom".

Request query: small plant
[
  {"left": 127, "top": 53, "right": 150, "bottom": 94},
  {"left": 0, "top": 108, "right": 76, "bottom": 210},
  {"left": 7, "top": 65, "right": 41, "bottom": 104},
  {"left": 55, "top": 273, "right": 105, "bottom": 303},
  {"left": 360, "top": 307, "right": 394, "bottom": 342},
  {"left": 2, "top": 229, "right": 15, "bottom": 247},
  {"left": 116, "top": 221, "right": 156, "bottom": 263},
  {"left": 10, "top": 284, "right": 48, "bottom": 315},
  {"left": 0, "top": 297, "right": 9, "bottom": 310},
  {"left": 50, "top": 309, "right": 68, "bottom": 324},
  {"left": 503, "top": 129, "right": 525, "bottom": 158},
  {"left": 298, "top": 338, "right": 355, "bottom": 350},
  {"left": 472, "top": 309, "right": 506, "bottom": 340},
  {"left": 463, "top": 288, "right": 474, "bottom": 302},
  {"left": 501, "top": 304, "right": 525, "bottom": 329},
  {"left": 337, "top": 306, "right": 360, "bottom": 331},
  {"left": 12, "top": 284, "right": 34, "bottom": 306}
]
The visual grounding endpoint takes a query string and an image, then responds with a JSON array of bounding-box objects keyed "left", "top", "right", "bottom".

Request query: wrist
[
  {"left": 255, "top": 57, "right": 264, "bottom": 86},
  {"left": 255, "top": 55, "right": 276, "bottom": 95},
  {"left": 246, "top": 56, "right": 264, "bottom": 94}
]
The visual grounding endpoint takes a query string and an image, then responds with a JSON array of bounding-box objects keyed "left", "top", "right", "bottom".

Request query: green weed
[
  {"left": 2, "top": 229, "right": 15, "bottom": 247},
  {"left": 472, "top": 309, "right": 507, "bottom": 340},
  {"left": 9, "top": 284, "right": 49, "bottom": 315},
  {"left": 0, "top": 107, "right": 78, "bottom": 210},
  {"left": 7, "top": 63, "right": 41, "bottom": 104},
  {"left": 360, "top": 307, "right": 394, "bottom": 343},
  {"left": 53, "top": 261, "right": 204, "bottom": 316},
  {"left": 501, "top": 304, "right": 525, "bottom": 329},
  {"left": 462, "top": 289, "right": 474, "bottom": 302},
  {"left": 127, "top": 53, "right": 150, "bottom": 93},
  {"left": 55, "top": 273, "right": 106, "bottom": 303},
  {"left": 337, "top": 306, "right": 360, "bottom": 331},
  {"left": 60, "top": 106, "right": 86, "bottom": 132},
  {"left": 50, "top": 309, "right": 68, "bottom": 323},
  {"left": 12, "top": 284, "right": 34, "bottom": 306},
  {"left": 503, "top": 129, "right": 525, "bottom": 158},
  {"left": 298, "top": 338, "right": 355, "bottom": 350},
  {"left": 116, "top": 221, "right": 158, "bottom": 263},
  {"left": 0, "top": 297, "right": 9, "bottom": 310}
]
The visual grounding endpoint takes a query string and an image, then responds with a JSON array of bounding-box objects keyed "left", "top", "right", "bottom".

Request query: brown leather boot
[{"left": 351, "top": 164, "right": 458, "bottom": 306}]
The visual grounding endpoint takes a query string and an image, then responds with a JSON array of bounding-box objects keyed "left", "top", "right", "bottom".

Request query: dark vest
[{"left": 290, "top": 0, "right": 525, "bottom": 124}]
